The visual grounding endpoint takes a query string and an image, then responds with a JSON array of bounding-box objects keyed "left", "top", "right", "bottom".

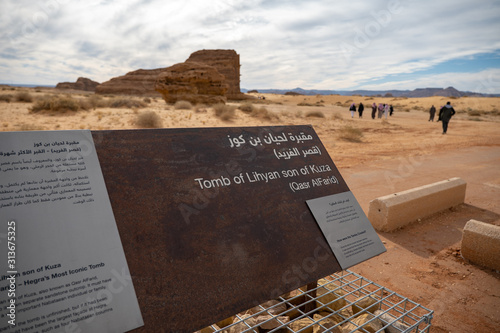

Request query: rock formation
[
  {"left": 155, "top": 62, "right": 228, "bottom": 105},
  {"left": 186, "top": 49, "right": 243, "bottom": 100},
  {"left": 55, "top": 77, "right": 100, "bottom": 92},
  {"left": 95, "top": 49, "right": 244, "bottom": 100},
  {"left": 95, "top": 69, "right": 165, "bottom": 96}
]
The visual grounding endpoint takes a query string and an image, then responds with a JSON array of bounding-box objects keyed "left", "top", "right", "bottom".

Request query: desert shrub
[
  {"left": 15, "top": 91, "right": 34, "bottom": 102},
  {"left": 332, "top": 112, "right": 343, "bottom": 120},
  {"left": 143, "top": 97, "right": 152, "bottom": 104},
  {"left": 174, "top": 100, "right": 193, "bottom": 110},
  {"left": 213, "top": 103, "right": 236, "bottom": 120},
  {"left": 85, "top": 94, "right": 109, "bottom": 109},
  {"left": 0, "top": 94, "right": 13, "bottom": 103},
  {"left": 135, "top": 111, "right": 163, "bottom": 128},
  {"left": 78, "top": 99, "right": 92, "bottom": 111},
  {"left": 338, "top": 126, "right": 363, "bottom": 142},
  {"left": 251, "top": 106, "right": 279, "bottom": 121},
  {"left": 30, "top": 96, "right": 80, "bottom": 113},
  {"left": 467, "top": 110, "right": 481, "bottom": 116},
  {"left": 109, "top": 98, "right": 146, "bottom": 109},
  {"left": 305, "top": 111, "right": 325, "bottom": 118},
  {"left": 238, "top": 102, "right": 254, "bottom": 113},
  {"left": 469, "top": 117, "right": 482, "bottom": 121},
  {"left": 195, "top": 104, "right": 208, "bottom": 113}
]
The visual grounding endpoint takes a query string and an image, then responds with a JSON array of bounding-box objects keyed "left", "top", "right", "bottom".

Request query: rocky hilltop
[
  {"left": 186, "top": 49, "right": 243, "bottom": 100},
  {"left": 55, "top": 77, "right": 100, "bottom": 92},
  {"left": 155, "top": 62, "right": 228, "bottom": 104},
  {"left": 95, "top": 49, "right": 244, "bottom": 101},
  {"left": 95, "top": 68, "right": 165, "bottom": 96}
]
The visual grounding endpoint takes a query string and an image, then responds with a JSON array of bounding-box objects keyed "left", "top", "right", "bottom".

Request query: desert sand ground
[{"left": 1, "top": 87, "right": 499, "bottom": 332}]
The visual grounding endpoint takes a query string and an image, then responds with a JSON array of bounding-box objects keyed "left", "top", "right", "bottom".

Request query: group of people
[
  {"left": 349, "top": 102, "right": 394, "bottom": 119},
  {"left": 429, "top": 102, "right": 456, "bottom": 134},
  {"left": 348, "top": 100, "right": 456, "bottom": 135}
]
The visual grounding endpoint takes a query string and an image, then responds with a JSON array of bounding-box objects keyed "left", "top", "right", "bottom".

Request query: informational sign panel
[
  {"left": 0, "top": 130, "right": 143, "bottom": 333},
  {"left": 87, "top": 125, "right": 385, "bottom": 332},
  {"left": 307, "top": 192, "right": 386, "bottom": 269}
]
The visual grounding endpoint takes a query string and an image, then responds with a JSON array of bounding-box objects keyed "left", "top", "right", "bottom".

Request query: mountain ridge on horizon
[
  {"left": 242, "top": 86, "right": 500, "bottom": 98},
  {"left": 2, "top": 83, "right": 499, "bottom": 98}
]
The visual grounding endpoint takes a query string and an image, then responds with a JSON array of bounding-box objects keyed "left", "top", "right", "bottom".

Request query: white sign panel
[
  {"left": 307, "top": 191, "right": 386, "bottom": 269},
  {"left": 0, "top": 130, "right": 143, "bottom": 332}
]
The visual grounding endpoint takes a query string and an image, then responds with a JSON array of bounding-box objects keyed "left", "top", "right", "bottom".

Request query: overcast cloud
[{"left": 1, "top": 0, "right": 499, "bottom": 93}]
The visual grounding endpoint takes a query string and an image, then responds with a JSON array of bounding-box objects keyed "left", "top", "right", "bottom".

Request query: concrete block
[
  {"left": 461, "top": 219, "right": 500, "bottom": 271},
  {"left": 368, "top": 177, "right": 466, "bottom": 232}
]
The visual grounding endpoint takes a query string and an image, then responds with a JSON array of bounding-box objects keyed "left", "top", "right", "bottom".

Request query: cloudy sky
[{"left": 1, "top": 0, "right": 500, "bottom": 93}]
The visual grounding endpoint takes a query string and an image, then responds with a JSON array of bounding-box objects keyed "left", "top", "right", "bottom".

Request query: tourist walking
[
  {"left": 429, "top": 105, "right": 436, "bottom": 121},
  {"left": 358, "top": 102, "right": 364, "bottom": 118},
  {"left": 438, "top": 101, "right": 456, "bottom": 134},
  {"left": 378, "top": 103, "right": 384, "bottom": 118},
  {"left": 389, "top": 105, "right": 394, "bottom": 116},
  {"left": 384, "top": 104, "right": 389, "bottom": 119},
  {"left": 371, "top": 102, "right": 377, "bottom": 119},
  {"left": 349, "top": 103, "right": 356, "bottom": 118}
]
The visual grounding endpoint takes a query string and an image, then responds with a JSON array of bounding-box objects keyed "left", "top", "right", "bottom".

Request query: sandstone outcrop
[
  {"left": 186, "top": 49, "right": 243, "bottom": 99},
  {"left": 155, "top": 62, "right": 228, "bottom": 105},
  {"left": 95, "top": 49, "right": 244, "bottom": 100},
  {"left": 55, "top": 77, "right": 100, "bottom": 92},
  {"left": 95, "top": 68, "right": 165, "bottom": 96}
]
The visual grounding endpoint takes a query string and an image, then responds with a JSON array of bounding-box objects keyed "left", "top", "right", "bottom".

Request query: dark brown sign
[{"left": 92, "top": 125, "right": 348, "bottom": 332}]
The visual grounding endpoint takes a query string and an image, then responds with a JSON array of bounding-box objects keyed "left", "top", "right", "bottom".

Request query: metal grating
[{"left": 199, "top": 270, "right": 433, "bottom": 333}]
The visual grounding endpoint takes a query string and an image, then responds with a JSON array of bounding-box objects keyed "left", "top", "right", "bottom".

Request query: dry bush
[
  {"left": 251, "top": 106, "right": 279, "bottom": 121},
  {"left": 86, "top": 94, "right": 109, "bottom": 109},
  {"left": 143, "top": 97, "right": 152, "bottom": 104},
  {"left": 135, "top": 111, "right": 163, "bottom": 128},
  {"left": 238, "top": 102, "right": 254, "bottom": 113},
  {"left": 15, "top": 91, "right": 34, "bottom": 103},
  {"left": 110, "top": 98, "right": 146, "bottom": 108},
  {"left": 305, "top": 111, "right": 325, "bottom": 118},
  {"left": 30, "top": 96, "right": 80, "bottom": 113},
  {"left": 0, "top": 94, "right": 13, "bottom": 103},
  {"left": 332, "top": 112, "right": 343, "bottom": 120},
  {"left": 195, "top": 104, "right": 208, "bottom": 113},
  {"left": 467, "top": 110, "right": 482, "bottom": 116},
  {"left": 213, "top": 104, "right": 236, "bottom": 121},
  {"left": 174, "top": 100, "right": 193, "bottom": 110},
  {"left": 338, "top": 126, "right": 363, "bottom": 142}
]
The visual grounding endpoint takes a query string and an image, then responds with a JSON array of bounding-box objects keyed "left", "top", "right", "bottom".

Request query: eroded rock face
[
  {"left": 187, "top": 49, "right": 243, "bottom": 100},
  {"left": 155, "top": 62, "right": 228, "bottom": 105},
  {"left": 55, "top": 77, "right": 100, "bottom": 92},
  {"left": 95, "top": 68, "right": 166, "bottom": 96}
]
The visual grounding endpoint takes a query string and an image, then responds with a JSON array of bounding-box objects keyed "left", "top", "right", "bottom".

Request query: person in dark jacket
[
  {"left": 429, "top": 105, "right": 436, "bottom": 121},
  {"left": 349, "top": 103, "right": 356, "bottom": 118},
  {"left": 438, "top": 101, "right": 455, "bottom": 134},
  {"left": 358, "top": 102, "right": 364, "bottom": 118},
  {"left": 371, "top": 102, "right": 377, "bottom": 119}
]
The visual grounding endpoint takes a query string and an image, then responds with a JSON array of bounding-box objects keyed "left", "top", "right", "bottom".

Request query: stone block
[
  {"left": 368, "top": 177, "right": 466, "bottom": 231},
  {"left": 461, "top": 219, "right": 500, "bottom": 271}
]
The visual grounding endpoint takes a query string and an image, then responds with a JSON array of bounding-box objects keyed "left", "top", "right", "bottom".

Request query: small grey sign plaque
[{"left": 307, "top": 191, "right": 386, "bottom": 269}]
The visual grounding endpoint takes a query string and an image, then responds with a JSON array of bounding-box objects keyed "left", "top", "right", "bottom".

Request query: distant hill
[{"left": 242, "top": 87, "right": 500, "bottom": 97}]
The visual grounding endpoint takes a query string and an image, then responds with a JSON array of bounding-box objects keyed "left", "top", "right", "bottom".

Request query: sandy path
[{"left": 342, "top": 146, "right": 500, "bottom": 333}]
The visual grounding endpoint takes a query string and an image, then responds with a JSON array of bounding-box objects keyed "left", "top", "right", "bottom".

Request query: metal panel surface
[{"left": 92, "top": 126, "right": 347, "bottom": 332}]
